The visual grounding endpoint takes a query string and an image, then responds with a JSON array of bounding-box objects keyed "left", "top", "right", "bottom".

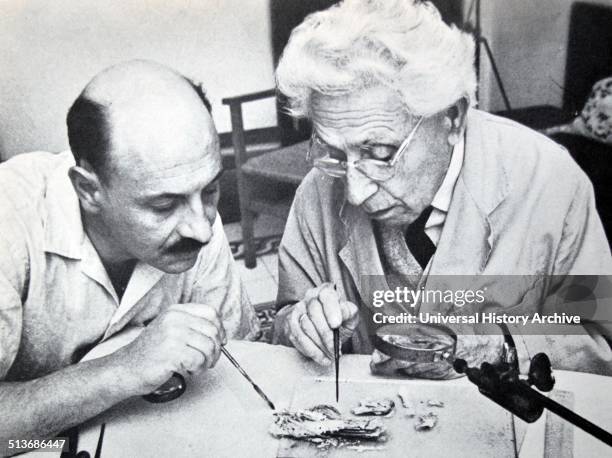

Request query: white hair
[{"left": 276, "top": 0, "right": 477, "bottom": 117}]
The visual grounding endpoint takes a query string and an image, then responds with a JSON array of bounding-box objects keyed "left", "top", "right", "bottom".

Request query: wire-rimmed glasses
[{"left": 307, "top": 116, "right": 424, "bottom": 181}]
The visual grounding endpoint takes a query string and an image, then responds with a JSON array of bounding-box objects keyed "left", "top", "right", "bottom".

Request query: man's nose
[
  {"left": 177, "top": 197, "right": 214, "bottom": 244},
  {"left": 344, "top": 166, "right": 378, "bottom": 207}
]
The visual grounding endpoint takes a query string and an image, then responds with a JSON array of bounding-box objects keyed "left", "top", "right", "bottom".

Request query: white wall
[
  {"left": 0, "top": 0, "right": 277, "bottom": 160},
  {"left": 5, "top": 0, "right": 610, "bottom": 159},
  {"left": 478, "top": 0, "right": 611, "bottom": 112}
]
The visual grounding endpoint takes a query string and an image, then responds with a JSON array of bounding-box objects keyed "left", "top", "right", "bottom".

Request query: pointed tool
[
  {"left": 333, "top": 328, "right": 340, "bottom": 402},
  {"left": 221, "top": 346, "right": 276, "bottom": 410}
]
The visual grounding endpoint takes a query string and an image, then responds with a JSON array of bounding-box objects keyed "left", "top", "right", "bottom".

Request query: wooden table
[{"left": 25, "top": 334, "right": 612, "bottom": 457}]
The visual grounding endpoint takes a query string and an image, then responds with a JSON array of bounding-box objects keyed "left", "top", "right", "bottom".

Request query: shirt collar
[
  {"left": 430, "top": 136, "right": 465, "bottom": 213},
  {"left": 43, "top": 152, "right": 86, "bottom": 259},
  {"left": 43, "top": 152, "right": 166, "bottom": 307}
]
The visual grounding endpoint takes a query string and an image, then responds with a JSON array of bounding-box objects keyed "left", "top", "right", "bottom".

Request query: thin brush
[
  {"left": 221, "top": 347, "right": 275, "bottom": 410},
  {"left": 333, "top": 328, "right": 340, "bottom": 403}
]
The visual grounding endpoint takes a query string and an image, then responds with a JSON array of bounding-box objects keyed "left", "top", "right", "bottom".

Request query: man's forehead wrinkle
[
  {"left": 131, "top": 155, "right": 220, "bottom": 181},
  {"left": 108, "top": 106, "right": 219, "bottom": 186},
  {"left": 316, "top": 120, "right": 397, "bottom": 140},
  {"left": 314, "top": 111, "right": 401, "bottom": 143},
  {"left": 317, "top": 113, "right": 401, "bottom": 129},
  {"left": 130, "top": 162, "right": 222, "bottom": 200},
  {"left": 313, "top": 103, "right": 404, "bottom": 127},
  {"left": 313, "top": 102, "right": 401, "bottom": 116}
]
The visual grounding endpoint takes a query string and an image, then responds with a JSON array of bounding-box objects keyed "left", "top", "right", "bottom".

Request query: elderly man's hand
[
  {"left": 370, "top": 334, "right": 505, "bottom": 379},
  {"left": 113, "top": 303, "right": 226, "bottom": 394},
  {"left": 278, "top": 283, "right": 359, "bottom": 365}
]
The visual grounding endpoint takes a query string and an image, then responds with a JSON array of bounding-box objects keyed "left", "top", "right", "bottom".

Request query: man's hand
[
  {"left": 113, "top": 303, "right": 226, "bottom": 394},
  {"left": 276, "top": 283, "right": 359, "bottom": 365},
  {"left": 0, "top": 304, "right": 226, "bottom": 448}
]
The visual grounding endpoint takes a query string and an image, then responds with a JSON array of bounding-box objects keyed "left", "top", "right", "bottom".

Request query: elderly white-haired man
[{"left": 272, "top": 0, "right": 612, "bottom": 378}]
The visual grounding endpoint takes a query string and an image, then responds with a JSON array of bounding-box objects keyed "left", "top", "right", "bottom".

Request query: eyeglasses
[{"left": 307, "top": 116, "right": 424, "bottom": 181}]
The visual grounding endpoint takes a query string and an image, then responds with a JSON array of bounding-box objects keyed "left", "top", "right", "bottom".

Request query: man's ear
[
  {"left": 444, "top": 96, "right": 469, "bottom": 145},
  {"left": 68, "top": 163, "right": 104, "bottom": 213}
]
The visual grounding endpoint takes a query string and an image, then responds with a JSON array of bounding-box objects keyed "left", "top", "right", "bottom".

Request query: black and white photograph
[{"left": 0, "top": 0, "right": 611, "bottom": 457}]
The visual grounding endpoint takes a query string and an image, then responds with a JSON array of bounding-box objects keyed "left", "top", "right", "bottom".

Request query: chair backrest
[{"left": 563, "top": 2, "right": 612, "bottom": 115}]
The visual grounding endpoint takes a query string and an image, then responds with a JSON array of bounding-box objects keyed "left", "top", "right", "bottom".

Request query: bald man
[{"left": 0, "top": 60, "right": 259, "bottom": 446}]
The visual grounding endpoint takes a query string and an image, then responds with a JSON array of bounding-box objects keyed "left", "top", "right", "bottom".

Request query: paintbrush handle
[
  {"left": 221, "top": 347, "right": 276, "bottom": 410},
  {"left": 221, "top": 347, "right": 248, "bottom": 378},
  {"left": 333, "top": 328, "right": 340, "bottom": 402}
]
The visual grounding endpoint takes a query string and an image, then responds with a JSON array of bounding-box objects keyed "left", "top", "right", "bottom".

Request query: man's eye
[
  {"left": 151, "top": 200, "right": 176, "bottom": 212},
  {"left": 360, "top": 145, "right": 395, "bottom": 161},
  {"left": 202, "top": 184, "right": 220, "bottom": 196},
  {"left": 327, "top": 147, "right": 346, "bottom": 161}
]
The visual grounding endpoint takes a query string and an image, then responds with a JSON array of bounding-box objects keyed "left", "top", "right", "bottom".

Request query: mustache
[{"left": 166, "top": 237, "right": 207, "bottom": 254}]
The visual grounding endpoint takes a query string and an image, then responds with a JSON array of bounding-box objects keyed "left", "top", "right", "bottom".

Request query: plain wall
[
  {"left": 478, "top": 0, "right": 611, "bottom": 112},
  {"left": 0, "top": 0, "right": 277, "bottom": 160},
  {"left": 3, "top": 0, "right": 611, "bottom": 160}
]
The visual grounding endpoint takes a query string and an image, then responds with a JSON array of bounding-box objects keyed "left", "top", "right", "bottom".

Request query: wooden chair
[
  {"left": 222, "top": 90, "right": 311, "bottom": 268},
  {"left": 219, "top": 0, "right": 344, "bottom": 268}
]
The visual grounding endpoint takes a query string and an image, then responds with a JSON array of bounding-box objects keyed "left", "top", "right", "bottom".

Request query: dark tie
[
  {"left": 373, "top": 206, "right": 436, "bottom": 314},
  {"left": 373, "top": 206, "right": 437, "bottom": 286},
  {"left": 405, "top": 206, "right": 436, "bottom": 269}
]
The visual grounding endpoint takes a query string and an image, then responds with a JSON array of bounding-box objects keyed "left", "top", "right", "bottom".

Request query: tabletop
[{"left": 24, "top": 332, "right": 612, "bottom": 458}]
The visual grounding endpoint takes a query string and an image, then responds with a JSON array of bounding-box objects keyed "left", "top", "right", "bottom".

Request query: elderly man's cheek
[
  {"left": 344, "top": 170, "right": 378, "bottom": 207},
  {"left": 376, "top": 183, "right": 415, "bottom": 211}
]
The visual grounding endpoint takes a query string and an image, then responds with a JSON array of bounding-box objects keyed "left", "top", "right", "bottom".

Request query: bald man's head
[
  {"left": 67, "top": 60, "right": 212, "bottom": 181},
  {"left": 66, "top": 60, "right": 224, "bottom": 272}
]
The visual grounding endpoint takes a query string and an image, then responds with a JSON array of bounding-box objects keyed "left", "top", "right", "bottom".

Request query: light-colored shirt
[
  {"left": 276, "top": 109, "right": 612, "bottom": 375},
  {"left": 0, "top": 151, "right": 259, "bottom": 381},
  {"left": 425, "top": 137, "right": 465, "bottom": 246},
  {"left": 373, "top": 138, "right": 465, "bottom": 279}
]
